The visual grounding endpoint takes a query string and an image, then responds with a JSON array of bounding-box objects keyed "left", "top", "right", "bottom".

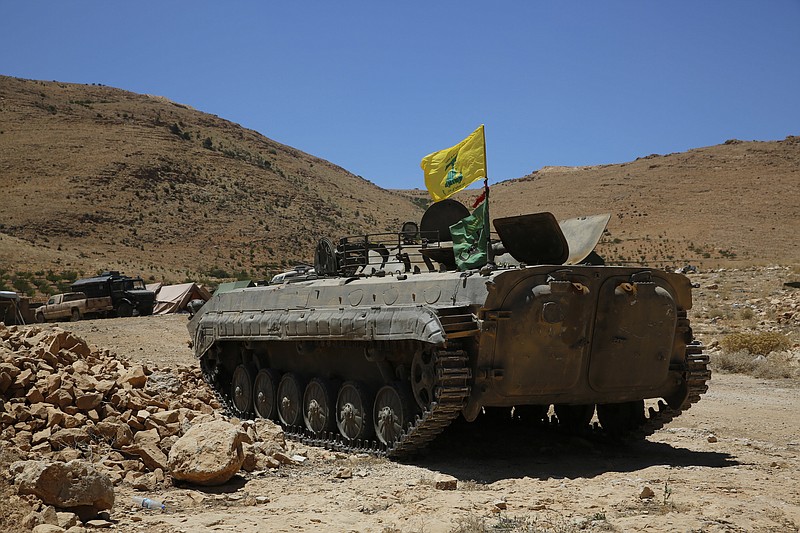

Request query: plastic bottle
[{"left": 132, "top": 496, "right": 166, "bottom": 510}]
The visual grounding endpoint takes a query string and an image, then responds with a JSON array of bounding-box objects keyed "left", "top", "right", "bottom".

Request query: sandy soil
[
  {"left": 45, "top": 271, "right": 800, "bottom": 533},
  {"left": 108, "top": 371, "right": 800, "bottom": 533}
]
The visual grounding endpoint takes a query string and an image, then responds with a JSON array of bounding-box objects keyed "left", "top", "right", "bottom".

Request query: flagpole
[
  {"left": 484, "top": 177, "right": 493, "bottom": 265},
  {"left": 482, "top": 125, "right": 493, "bottom": 265}
]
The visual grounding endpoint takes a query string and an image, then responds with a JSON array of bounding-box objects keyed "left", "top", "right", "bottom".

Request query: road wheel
[
  {"left": 70, "top": 308, "right": 81, "bottom": 322},
  {"left": 35, "top": 312, "right": 45, "bottom": 323},
  {"left": 373, "top": 383, "right": 413, "bottom": 447},
  {"left": 336, "top": 381, "right": 373, "bottom": 441},
  {"left": 303, "top": 378, "right": 337, "bottom": 434},
  {"left": 276, "top": 373, "right": 304, "bottom": 427},
  {"left": 230, "top": 364, "right": 255, "bottom": 418},
  {"left": 117, "top": 301, "right": 133, "bottom": 317},
  {"left": 253, "top": 369, "right": 279, "bottom": 420}
]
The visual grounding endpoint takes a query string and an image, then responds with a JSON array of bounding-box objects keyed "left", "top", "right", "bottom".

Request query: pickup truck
[
  {"left": 34, "top": 292, "right": 113, "bottom": 323},
  {"left": 71, "top": 271, "right": 155, "bottom": 317}
]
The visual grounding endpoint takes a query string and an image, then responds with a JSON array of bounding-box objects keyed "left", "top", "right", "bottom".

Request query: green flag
[{"left": 449, "top": 199, "right": 488, "bottom": 271}]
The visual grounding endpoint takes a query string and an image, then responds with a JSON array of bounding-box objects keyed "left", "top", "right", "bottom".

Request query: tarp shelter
[
  {"left": 0, "top": 291, "right": 25, "bottom": 325},
  {"left": 146, "top": 282, "right": 163, "bottom": 294},
  {"left": 152, "top": 283, "right": 212, "bottom": 315},
  {"left": 213, "top": 280, "right": 254, "bottom": 296}
]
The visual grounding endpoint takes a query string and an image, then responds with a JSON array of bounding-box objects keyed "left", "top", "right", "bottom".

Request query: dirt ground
[{"left": 31, "top": 266, "right": 796, "bottom": 533}]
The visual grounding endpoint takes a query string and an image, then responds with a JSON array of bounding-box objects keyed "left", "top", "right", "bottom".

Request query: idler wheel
[
  {"left": 336, "top": 381, "right": 373, "bottom": 441},
  {"left": 253, "top": 369, "right": 280, "bottom": 420},
  {"left": 410, "top": 350, "right": 436, "bottom": 409},
  {"left": 230, "top": 364, "right": 255, "bottom": 417},
  {"left": 597, "top": 400, "right": 646, "bottom": 436},
  {"left": 303, "top": 378, "right": 337, "bottom": 434},
  {"left": 277, "top": 373, "right": 305, "bottom": 427},
  {"left": 554, "top": 403, "right": 595, "bottom": 433},
  {"left": 373, "top": 383, "right": 412, "bottom": 447}
]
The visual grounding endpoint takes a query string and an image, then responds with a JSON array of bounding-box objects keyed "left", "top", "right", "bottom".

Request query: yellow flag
[{"left": 421, "top": 125, "right": 486, "bottom": 202}]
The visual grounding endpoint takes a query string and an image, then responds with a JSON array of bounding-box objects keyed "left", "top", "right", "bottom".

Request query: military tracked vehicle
[{"left": 188, "top": 200, "right": 709, "bottom": 456}]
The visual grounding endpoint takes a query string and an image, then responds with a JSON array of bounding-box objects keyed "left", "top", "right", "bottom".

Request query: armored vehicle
[
  {"left": 188, "top": 201, "right": 709, "bottom": 456},
  {"left": 71, "top": 271, "right": 156, "bottom": 318}
]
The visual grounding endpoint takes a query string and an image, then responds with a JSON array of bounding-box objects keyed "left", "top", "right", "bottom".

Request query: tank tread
[
  {"left": 202, "top": 346, "right": 471, "bottom": 458},
  {"left": 282, "top": 348, "right": 470, "bottom": 457},
  {"left": 626, "top": 341, "right": 710, "bottom": 438},
  {"left": 386, "top": 348, "right": 470, "bottom": 457}
]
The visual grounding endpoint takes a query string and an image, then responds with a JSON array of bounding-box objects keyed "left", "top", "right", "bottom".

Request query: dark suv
[{"left": 71, "top": 271, "right": 155, "bottom": 317}]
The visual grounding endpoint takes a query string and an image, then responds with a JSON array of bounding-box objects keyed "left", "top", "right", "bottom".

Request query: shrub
[
  {"left": 720, "top": 332, "right": 791, "bottom": 355},
  {"left": 208, "top": 267, "right": 231, "bottom": 279},
  {"left": 713, "top": 350, "right": 798, "bottom": 379}
]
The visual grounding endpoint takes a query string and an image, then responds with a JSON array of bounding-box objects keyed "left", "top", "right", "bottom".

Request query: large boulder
[
  {"left": 12, "top": 459, "right": 114, "bottom": 520},
  {"left": 167, "top": 418, "right": 246, "bottom": 486}
]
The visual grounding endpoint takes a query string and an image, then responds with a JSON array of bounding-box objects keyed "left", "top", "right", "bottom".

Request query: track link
[
  {"left": 203, "top": 346, "right": 471, "bottom": 458},
  {"left": 627, "top": 340, "right": 710, "bottom": 438}
]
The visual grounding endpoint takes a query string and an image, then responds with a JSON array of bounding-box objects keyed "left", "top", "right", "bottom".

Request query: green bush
[
  {"left": 208, "top": 267, "right": 231, "bottom": 279},
  {"left": 11, "top": 277, "right": 34, "bottom": 296}
]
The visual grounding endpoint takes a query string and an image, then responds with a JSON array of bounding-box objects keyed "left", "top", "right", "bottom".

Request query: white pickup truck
[{"left": 34, "top": 292, "right": 113, "bottom": 323}]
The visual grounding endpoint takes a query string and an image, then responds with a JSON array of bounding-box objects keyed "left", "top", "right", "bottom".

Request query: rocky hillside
[
  {"left": 2, "top": 75, "right": 798, "bottom": 300},
  {"left": 485, "top": 137, "right": 800, "bottom": 268},
  {"left": 0, "top": 76, "right": 424, "bottom": 288}
]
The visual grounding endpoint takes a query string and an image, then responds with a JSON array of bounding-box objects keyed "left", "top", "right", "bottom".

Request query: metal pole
[{"left": 482, "top": 125, "right": 493, "bottom": 265}]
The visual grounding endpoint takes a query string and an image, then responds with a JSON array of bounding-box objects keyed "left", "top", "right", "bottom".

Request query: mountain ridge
[{"left": 1, "top": 75, "right": 798, "bottom": 299}]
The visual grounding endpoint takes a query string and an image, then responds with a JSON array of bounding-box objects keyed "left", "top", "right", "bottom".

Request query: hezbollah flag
[
  {"left": 421, "top": 125, "right": 486, "bottom": 202},
  {"left": 449, "top": 197, "right": 488, "bottom": 271}
]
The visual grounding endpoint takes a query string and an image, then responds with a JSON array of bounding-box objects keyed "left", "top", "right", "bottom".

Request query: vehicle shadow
[{"left": 407, "top": 417, "right": 739, "bottom": 483}]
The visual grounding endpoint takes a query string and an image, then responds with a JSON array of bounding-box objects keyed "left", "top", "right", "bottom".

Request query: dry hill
[
  {"left": 0, "top": 75, "right": 424, "bottom": 293},
  {"left": 2, "top": 75, "right": 798, "bottom": 300},
  {"left": 486, "top": 138, "right": 800, "bottom": 268}
]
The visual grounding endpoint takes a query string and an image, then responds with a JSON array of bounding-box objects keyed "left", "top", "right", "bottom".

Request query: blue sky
[{"left": 2, "top": 2, "right": 798, "bottom": 190}]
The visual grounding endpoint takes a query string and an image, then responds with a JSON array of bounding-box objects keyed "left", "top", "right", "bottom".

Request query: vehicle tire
[
  {"left": 35, "top": 312, "right": 45, "bottom": 323},
  {"left": 70, "top": 308, "right": 81, "bottom": 322},
  {"left": 117, "top": 301, "right": 133, "bottom": 318}
]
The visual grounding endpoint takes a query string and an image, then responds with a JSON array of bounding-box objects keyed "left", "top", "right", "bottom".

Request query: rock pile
[
  {"left": 0, "top": 323, "right": 297, "bottom": 529},
  {"left": 772, "top": 286, "right": 799, "bottom": 327}
]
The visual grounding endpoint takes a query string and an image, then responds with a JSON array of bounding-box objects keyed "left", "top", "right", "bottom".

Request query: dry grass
[
  {"left": 450, "top": 511, "right": 584, "bottom": 533},
  {"left": 714, "top": 323, "right": 797, "bottom": 381},
  {"left": 712, "top": 350, "right": 799, "bottom": 379},
  {"left": 720, "top": 332, "right": 791, "bottom": 355}
]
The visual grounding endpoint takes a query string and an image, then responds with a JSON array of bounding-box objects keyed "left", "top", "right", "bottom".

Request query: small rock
[
  {"left": 57, "top": 512, "right": 79, "bottom": 529},
  {"left": 639, "top": 486, "right": 655, "bottom": 499},
  {"left": 84, "top": 519, "right": 112, "bottom": 528},
  {"left": 707, "top": 434, "right": 718, "bottom": 443},
  {"left": 493, "top": 499, "right": 507, "bottom": 510},
  {"left": 272, "top": 451, "right": 299, "bottom": 465},
  {"left": 334, "top": 467, "right": 352, "bottom": 479},
  {"left": 255, "top": 496, "right": 270, "bottom": 504},
  {"left": 572, "top": 516, "right": 589, "bottom": 529},
  {"left": 434, "top": 474, "right": 458, "bottom": 490},
  {"left": 32, "top": 525, "right": 65, "bottom": 533}
]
